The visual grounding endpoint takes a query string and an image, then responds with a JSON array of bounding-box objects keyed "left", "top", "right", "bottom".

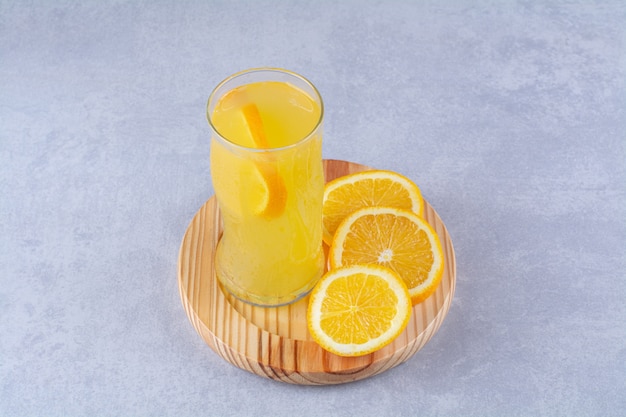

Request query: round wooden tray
[{"left": 178, "top": 159, "right": 456, "bottom": 385}]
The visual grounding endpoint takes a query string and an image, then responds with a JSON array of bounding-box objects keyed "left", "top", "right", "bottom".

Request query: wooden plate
[{"left": 178, "top": 159, "right": 456, "bottom": 385}]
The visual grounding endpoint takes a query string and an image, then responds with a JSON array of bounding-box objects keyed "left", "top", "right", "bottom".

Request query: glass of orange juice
[{"left": 207, "top": 68, "right": 325, "bottom": 306}]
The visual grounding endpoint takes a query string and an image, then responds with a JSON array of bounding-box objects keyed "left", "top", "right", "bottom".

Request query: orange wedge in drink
[{"left": 241, "top": 104, "right": 287, "bottom": 218}]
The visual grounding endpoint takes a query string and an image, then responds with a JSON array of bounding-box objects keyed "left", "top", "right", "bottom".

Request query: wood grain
[{"left": 178, "top": 159, "right": 456, "bottom": 385}]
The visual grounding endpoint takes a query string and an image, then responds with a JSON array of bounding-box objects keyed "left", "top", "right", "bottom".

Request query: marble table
[{"left": 1, "top": 1, "right": 624, "bottom": 415}]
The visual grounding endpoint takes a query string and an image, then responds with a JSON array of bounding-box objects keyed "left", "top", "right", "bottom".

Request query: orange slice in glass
[{"left": 241, "top": 104, "right": 287, "bottom": 218}]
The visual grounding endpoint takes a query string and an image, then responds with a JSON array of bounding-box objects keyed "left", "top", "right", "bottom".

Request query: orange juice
[{"left": 208, "top": 69, "right": 324, "bottom": 306}]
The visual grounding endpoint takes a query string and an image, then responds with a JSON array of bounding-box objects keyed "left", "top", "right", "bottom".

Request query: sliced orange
[
  {"left": 322, "top": 170, "right": 423, "bottom": 244},
  {"left": 329, "top": 206, "right": 444, "bottom": 305},
  {"left": 242, "top": 104, "right": 270, "bottom": 148},
  {"left": 241, "top": 104, "right": 287, "bottom": 217},
  {"left": 307, "top": 264, "right": 411, "bottom": 357}
]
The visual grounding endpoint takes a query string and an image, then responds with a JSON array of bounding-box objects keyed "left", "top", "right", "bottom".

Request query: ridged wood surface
[{"left": 178, "top": 159, "right": 456, "bottom": 385}]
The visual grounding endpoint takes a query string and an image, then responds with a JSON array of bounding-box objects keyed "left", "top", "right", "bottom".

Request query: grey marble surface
[{"left": 1, "top": 1, "right": 625, "bottom": 416}]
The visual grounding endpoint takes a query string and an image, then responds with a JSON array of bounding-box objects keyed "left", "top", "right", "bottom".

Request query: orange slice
[
  {"left": 242, "top": 104, "right": 270, "bottom": 148},
  {"left": 307, "top": 264, "right": 411, "bottom": 357},
  {"left": 329, "top": 206, "right": 444, "bottom": 305},
  {"left": 322, "top": 170, "right": 423, "bottom": 244},
  {"left": 241, "top": 104, "right": 287, "bottom": 217}
]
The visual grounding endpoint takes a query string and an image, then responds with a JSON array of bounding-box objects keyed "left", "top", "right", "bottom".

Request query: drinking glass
[{"left": 207, "top": 68, "right": 325, "bottom": 306}]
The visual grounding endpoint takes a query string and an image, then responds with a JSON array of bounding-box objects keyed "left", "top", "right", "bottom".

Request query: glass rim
[{"left": 206, "top": 67, "right": 324, "bottom": 153}]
